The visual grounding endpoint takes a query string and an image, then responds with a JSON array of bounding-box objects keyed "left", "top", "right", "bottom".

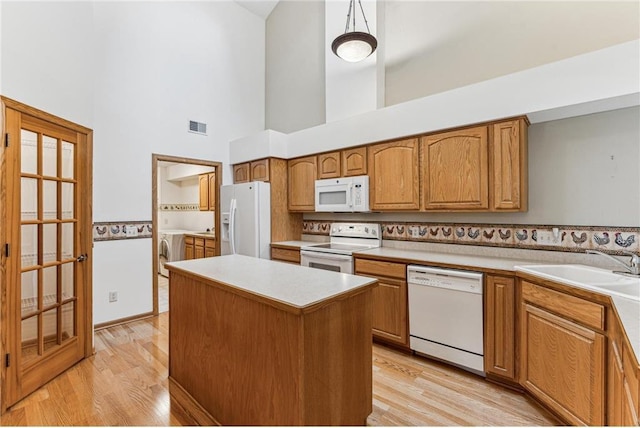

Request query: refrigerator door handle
[{"left": 229, "top": 198, "right": 237, "bottom": 254}]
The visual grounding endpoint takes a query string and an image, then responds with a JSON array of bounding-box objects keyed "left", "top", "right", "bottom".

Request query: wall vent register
[{"left": 189, "top": 120, "right": 207, "bottom": 135}]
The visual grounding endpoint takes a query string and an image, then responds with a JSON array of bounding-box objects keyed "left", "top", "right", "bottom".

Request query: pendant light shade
[
  {"left": 332, "top": 32, "right": 377, "bottom": 63},
  {"left": 332, "top": 0, "right": 377, "bottom": 62}
]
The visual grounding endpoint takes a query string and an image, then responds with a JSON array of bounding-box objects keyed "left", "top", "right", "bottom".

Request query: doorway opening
[{"left": 151, "top": 154, "right": 222, "bottom": 315}]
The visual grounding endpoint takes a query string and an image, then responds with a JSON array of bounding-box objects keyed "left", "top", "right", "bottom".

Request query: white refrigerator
[{"left": 220, "top": 181, "right": 271, "bottom": 259}]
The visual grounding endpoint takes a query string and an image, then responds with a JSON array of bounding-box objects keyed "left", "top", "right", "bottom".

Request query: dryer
[{"left": 158, "top": 230, "right": 190, "bottom": 277}]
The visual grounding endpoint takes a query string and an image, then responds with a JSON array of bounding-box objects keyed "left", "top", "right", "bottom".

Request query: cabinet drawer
[
  {"left": 205, "top": 239, "right": 216, "bottom": 249},
  {"left": 355, "top": 259, "right": 406, "bottom": 280},
  {"left": 521, "top": 280, "right": 604, "bottom": 330},
  {"left": 194, "top": 237, "right": 205, "bottom": 247},
  {"left": 185, "top": 236, "right": 194, "bottom": 245},
  {"left": 271, "top": 247, "right": 301, "bottom": 264}
]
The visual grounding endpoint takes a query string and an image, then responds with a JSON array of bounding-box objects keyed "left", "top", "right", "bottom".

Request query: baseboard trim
[
  {"left": 169, "top": 377, "right": 220, "bottom": 426},
  {"left": 94, "top": 311, "right": 155, "bottom": 331}
]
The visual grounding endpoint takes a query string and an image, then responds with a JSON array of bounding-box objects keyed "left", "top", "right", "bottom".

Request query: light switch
[{"left": 126, "top": 225, "right": 138, "bottom": 237}]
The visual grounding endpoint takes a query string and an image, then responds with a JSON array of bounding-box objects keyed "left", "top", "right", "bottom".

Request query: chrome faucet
[{"left": 586, "top": 250, "right": 640, "bottom": 276}]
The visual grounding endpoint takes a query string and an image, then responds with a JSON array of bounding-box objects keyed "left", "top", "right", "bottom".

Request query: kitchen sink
[{"left": 517, "top": 264, "right": 640, "bottom": 301}]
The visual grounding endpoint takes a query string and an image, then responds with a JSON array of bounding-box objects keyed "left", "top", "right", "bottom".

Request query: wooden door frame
[
  {"left": 0, "top": 96, "right": 93, "bottom": 413},
  {"left": 151, "top": 154, "right": 222, "bottom": 315}
]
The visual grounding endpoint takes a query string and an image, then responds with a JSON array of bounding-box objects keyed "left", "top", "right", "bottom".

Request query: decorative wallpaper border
[
  {"left": 303, "top": 221, "right": 639, "bottom": 255},
  {"left": 159, "top": 203, "right": 199, "bottom": 211},
  {"left": 93, "top": 221, "right": 152, "bottom": 242}
]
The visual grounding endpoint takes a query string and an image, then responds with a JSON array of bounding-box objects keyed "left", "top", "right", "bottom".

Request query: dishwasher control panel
[{"left": 407, "top": 266, "right": 483, "bottom": 295}]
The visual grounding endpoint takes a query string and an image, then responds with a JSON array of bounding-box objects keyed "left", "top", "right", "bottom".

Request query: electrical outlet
[
  {"left": 109, "top": 291, "right": 118, "bottom": 303},
  {"left": 125, "top": 225, "right": 138, "bottom": 237},
  {"left": 538, "top": 230, "right": 561, "bottom": 246}
]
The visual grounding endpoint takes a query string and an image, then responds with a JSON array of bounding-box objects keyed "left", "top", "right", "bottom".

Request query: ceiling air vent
[{"left": 189, "top": 120, "right": 207, "bottom": 135}]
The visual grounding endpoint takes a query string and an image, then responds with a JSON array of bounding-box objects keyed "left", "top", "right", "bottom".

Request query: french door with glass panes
[{"left": 1, "top": 97, "right": 93, "bottom": 412}]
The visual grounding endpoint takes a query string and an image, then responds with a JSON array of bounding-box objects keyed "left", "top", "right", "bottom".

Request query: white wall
[
  {"left": 2, "top": 1, "right": 265, "bottom": 325},
  {"left": 385, "top": 1, "right": 640, "bottom": 106},
  {"left": 158, "top": 167, "right": 215, "bottom": 232},
  {"left": 1, "top": 1, "right": 95, "bottom": 126},
  {"left": 265, "top": 0, "right": 639, "bottom": 134},
  {"left": 266, "top": 0, "right": 326, "bottom": 133},
  {"left": 325, "top": 0, "right": 378, "bottom": 122},
  {"left": 305, "top": 107, "right": 640, "bottom": 227}
]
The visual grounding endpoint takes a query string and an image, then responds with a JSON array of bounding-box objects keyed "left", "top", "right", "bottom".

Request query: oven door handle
[{"left": 300, "top": 250, "right": 353, "bottom": 262}]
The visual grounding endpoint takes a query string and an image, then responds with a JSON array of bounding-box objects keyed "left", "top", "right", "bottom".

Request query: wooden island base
[{"left": 168, "top": 259, "right": 375, "bottom": 426}]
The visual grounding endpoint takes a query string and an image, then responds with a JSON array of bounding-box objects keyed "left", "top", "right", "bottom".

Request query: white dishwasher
[{"left": 408, "top": 265, "right": 484, "bottom": 375}]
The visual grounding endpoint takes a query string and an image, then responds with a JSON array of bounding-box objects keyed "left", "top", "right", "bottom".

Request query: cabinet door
[
  {"left": 342, "top": 147, "right": 367, "bottom": 177},
  {"left": 421, "top": 126, "right": 489, "bottom": 210},
  {"left": 198, "top": 174, "right": 209, "bottom": 211},
  {"left": 204, "top": 238, "right": 216, "bottom": 258},
  {"left": 233, "top": 163, "right": 250, "bottom": 184},
  {"left": 194, "top": 246, "right": 205, "bottom": 259},
  {"left": 484, "top": 275, "right": 515, "bottom": 380},
  {"left": 368, "top": 139, "right": 419, "bottom": 210},
  {"left": 208, "top": 173, "right": 216, "bottom": 211},
  {"left": 371, "top": 277, "right": 408, "bottom": 346},
  {"left": 184, "top": 243, "right": 194, "bottom": 260},
  {"left": 492, "top": 119, "right": 527, "bottom": 211},
  {"left": 287, "top": 156, "right": 317, "bottom": 211},
  {"left": 317, "top": 152, "right": 341, "bottom": 179},
  {"left": 250, "top": 159, "right": 270, "bottom": 182},
  {"left": 608, "top": 333, "right": 625, "bottom": 426},
  {"left": 623, "top": 380, "right": 640, "bottom": 426},
  {"left": 520, "top": 303, "right": 605, "bottom": 426}
]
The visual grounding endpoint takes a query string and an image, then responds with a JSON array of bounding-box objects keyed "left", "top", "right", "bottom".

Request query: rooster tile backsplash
[{"left": 303, "top": 221, "right": 639, "bottom": 255}]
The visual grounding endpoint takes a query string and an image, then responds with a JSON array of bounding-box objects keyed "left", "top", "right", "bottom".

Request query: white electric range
[{"left": 300, "top": 223, "right": 381, "bottom": 274}]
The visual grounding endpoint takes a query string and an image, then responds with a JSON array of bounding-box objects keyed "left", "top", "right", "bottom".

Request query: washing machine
[{"left": 158, "top": 230, "right": 190, "bottom": 277}]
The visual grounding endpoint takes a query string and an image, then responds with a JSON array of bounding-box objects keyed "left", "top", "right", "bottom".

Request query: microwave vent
[{"left": 189, "top": 120, "right": 207, "bottom": 135}]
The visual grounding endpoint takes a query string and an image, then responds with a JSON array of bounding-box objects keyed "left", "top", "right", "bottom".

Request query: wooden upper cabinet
[
  {"left": 341, "top": 147, "right": 367, "bottom": 176},
  {"left": 233, "top": 163, "right": 250, "bottom": 183},
  {"left": 199, "top": 173, "right": 216, "bottom": 211},
  {"left": 317, "top": 152, "right": 341, "bottom": 179},
  {"left": 250, "top": 159, "right": 270, "bottom": 182},
  {"left": 207, "top": 172, "right": 216, "bottom": 211},
  {"left": 368, "top": 139, "right": 420, "bottom": 210},
  {"left": 287, "top": 156, "right": 317, "bottom": 211},
  {"left": 491, "top": 119, "right": 528, "bottom": 211},
  {"left": 199, "top": 174, "right": 209, "bottom": 211},
  {"left": 421, "top": 126, "right": 489, "bottom": 210}
]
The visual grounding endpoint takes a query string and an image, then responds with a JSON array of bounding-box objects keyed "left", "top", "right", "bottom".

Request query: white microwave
[{"left": 315, "top": 175, "right": 370, "bottom": 212}]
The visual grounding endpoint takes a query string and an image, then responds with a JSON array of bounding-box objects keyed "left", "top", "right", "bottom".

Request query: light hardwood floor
[{"left": 1, "top": 313, "right": 558, "bottom": 426}]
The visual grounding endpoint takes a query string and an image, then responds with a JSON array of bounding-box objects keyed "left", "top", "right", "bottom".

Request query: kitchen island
[{"left": 165, "top": 254, "right": 378, "bottom": 426}]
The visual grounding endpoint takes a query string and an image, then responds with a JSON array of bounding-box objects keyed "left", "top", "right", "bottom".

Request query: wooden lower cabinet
[
  {"left": 270, "top": 245, "right": 301, "bottom": 264},
  {"left": 184, "top": 237, "right": 195, "bottom": 260},
  {"left": 519, "top": 280, "right": 605, "bottom": 426},
  {"left": 185, "top": 235, "right": 216, "bottom": 260},
  {"left": 608, "top": 311, "right": 640, "bottom": 427},
  {"left": 484, "top": 275, "right": 516, "bottom": 381},
  {"left": 355, "top": 258, "right": 408, "bottom": 348}
]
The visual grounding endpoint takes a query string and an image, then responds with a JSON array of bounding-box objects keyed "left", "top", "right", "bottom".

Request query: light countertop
[
  {"left": 184, "top": 232, "right": 216, "bottom": 239},
  {"left": 284, "top": 242, "right": 639, "bottom": 362},
  {"left": 166, "top": 254, "right": 376, "bottom": 310},
  {"left": 355, "top": 246, "right": 546, "bottom": 272},
  {"left": 270, "top": 240, "right": 318, "bottom": 249}
]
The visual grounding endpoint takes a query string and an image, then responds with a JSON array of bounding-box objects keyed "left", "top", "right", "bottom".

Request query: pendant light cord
[
  {"left": 358, "top": 0, "right": 372, "bottom": 34},
  {"left": 343, "top": 0, "right": 372, "bottom": 35}
]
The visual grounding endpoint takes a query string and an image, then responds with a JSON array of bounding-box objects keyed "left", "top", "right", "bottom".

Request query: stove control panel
[{"left": 330, "top": 223, "right": 380, "bottom": 239}]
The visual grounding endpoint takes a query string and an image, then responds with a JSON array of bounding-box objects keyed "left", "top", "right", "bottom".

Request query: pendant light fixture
[{"left": 331, "top": 0, "right": 377, "bottom": 62}]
